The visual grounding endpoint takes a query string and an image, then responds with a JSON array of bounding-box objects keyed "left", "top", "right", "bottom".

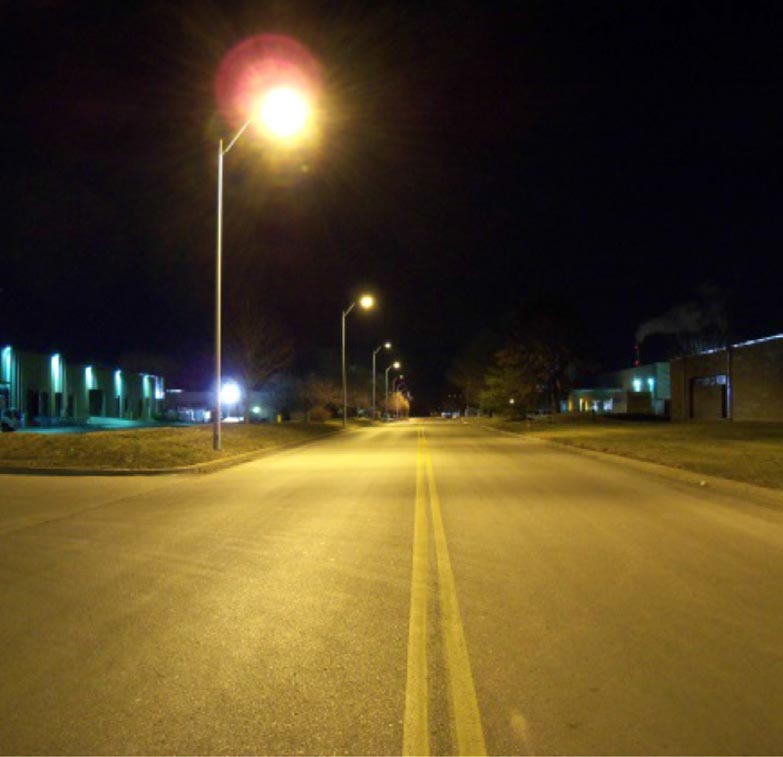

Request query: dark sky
[{"left": 3, "top": 1, "right": 782, "bottom": 408}]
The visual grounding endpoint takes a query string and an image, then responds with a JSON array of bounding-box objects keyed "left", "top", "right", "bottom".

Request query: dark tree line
[{"left": 448, "top": 299, "right": 586, "bottom": 417}]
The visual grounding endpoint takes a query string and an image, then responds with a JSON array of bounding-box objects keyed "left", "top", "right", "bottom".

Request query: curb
[{"left": 474, "top": 422, "right": 783, "bottom": 510}]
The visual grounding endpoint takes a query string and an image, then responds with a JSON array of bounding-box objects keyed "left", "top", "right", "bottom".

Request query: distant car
[{"left": 1, "top": 409, "right": 21, "bottom": 432}]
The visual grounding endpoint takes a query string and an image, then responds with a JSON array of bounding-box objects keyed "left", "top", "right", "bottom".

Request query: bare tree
[
  {"left": 225, "top": 296, "right": 294, "bottom": 422},
  {"left": 299, "top": 373, "right": 341, "bottom": 422},
  {"left": 447, "top": 329, "right": 501, "bottom": 415},
  {"left": 389, "top": 391, "right": 410, "bottom": 418}
]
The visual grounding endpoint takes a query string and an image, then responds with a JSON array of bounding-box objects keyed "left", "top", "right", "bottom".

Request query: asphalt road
[{"left": 1, "top": 421, "right": 782, "bottom": 755}]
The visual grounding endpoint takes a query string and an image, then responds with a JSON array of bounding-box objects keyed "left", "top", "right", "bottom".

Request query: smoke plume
[{"left": 635, "top": 283, "right": 729, "bottom": 346}]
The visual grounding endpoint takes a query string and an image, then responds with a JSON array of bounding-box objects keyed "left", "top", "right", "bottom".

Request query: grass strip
[
  {"left": 471, "top": 415, "right": 783, "bottom": 490},
  {"left": 0, "top": 422, "right": 339, "bottom": 471}
]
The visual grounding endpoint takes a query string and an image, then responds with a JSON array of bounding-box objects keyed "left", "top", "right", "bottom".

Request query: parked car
[
  {"left": 1, "top": 409, "right": 21, "bottom": 432},
  {"left": 526, "top": 409, "right": 553, "bottom": 420}
]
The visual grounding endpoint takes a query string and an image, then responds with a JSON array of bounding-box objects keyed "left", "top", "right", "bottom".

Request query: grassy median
[
  {"left": 0, "top": 422, "right": 340, "bottom": 471},
  {"left": 472, "top": 415, "right": 783, "bottom": 490}
]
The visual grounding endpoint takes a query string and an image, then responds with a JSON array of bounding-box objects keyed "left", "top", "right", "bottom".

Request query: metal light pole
[
  {"left": 341, "top": 302, "right": 355, "bottom": 429},
  {"left": 372, "top": 341, "right": 391, "bottom": 421},
  {"left": 342, "top": 295, "right": 375, "bottom": 428},
  {"left": 384, "top": 361, "right": 400, "bottom": 420},
  {"left": 214, "top": 118, "right": 254, "bottom": 451}
]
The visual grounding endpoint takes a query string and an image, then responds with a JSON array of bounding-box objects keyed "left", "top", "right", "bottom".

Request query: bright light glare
[
  {"left": 359, "top": 295, "right": 375, "bottom": 310},
  {"left": 393, "top": 361, "right": 401, "bottom": 369},
  {"left": 221, "top": 381, "right": 241, "bottom": 405},
  {"left": 384, "top": 342, "right": 392, "bottom": 349},
  {"left": 252, "top": 406, "right": 262, "bottom": 413},
  {"left": 259, "top": 87, "right": 310, "bottom": 139}
]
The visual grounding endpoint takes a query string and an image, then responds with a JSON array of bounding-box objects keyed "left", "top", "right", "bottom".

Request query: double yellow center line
[{"left": 403, "top": 429, "right": 487, "bottom": 756}]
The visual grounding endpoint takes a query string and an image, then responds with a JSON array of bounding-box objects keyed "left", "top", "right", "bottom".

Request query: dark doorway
[
  {"left": 691, "top": 377, "right": 728, "bottom": 420},
  {"left": 88, "top": 389, "right": 104, "bottom": 416},
  {"left": 26, "top": 389, "right": 38, "bottom": 421}
]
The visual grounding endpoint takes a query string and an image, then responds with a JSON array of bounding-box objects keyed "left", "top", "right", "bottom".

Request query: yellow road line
[
  {"left": 403, "top": 429, "right": 430, "bottom": 756},
  {"left": 422, "top": 433, "right": 487, "bottom": 756}
]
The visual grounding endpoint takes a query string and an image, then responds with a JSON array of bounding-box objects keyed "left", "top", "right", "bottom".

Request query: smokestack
[{"left": 634, "top": 343, "right": 641, "bottom": 367}]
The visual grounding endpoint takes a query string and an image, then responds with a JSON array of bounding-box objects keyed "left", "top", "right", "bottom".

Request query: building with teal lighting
[
  {"left": 567, "top": 361, "right": 671, "bottom": 416},
  {"left": 0, "top": 345, "right": 164, "bottom": 426}
]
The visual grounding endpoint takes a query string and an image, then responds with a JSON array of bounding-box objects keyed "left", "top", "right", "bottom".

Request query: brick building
[{"left": 670, "top": 333, "right": 783, "bottom": 421}]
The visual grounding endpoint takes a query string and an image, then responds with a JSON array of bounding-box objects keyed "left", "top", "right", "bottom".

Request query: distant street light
[
  {"left": 220, "top": 380, "right": 242, "bottom": 419},
  {"left": 220, "top": 381, "right": 241, "bottom": 406},
  {"left": 372, "top": 341, "right": 392, "bottom": 421},
  {"left": 342, "top": 295, "right": 375, "bottom": 427},
  {"left": 384, "top": 361, "right": 401, "bottom": 419},
  {"left": 213, "top": 86, "right": 312, "bottom": 451}
]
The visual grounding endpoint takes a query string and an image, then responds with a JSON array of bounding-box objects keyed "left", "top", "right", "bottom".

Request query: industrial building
[
  {"left": 568, "top": 361, "right": 671, "bottom": 416},
  {"left": 670, "top": 333, "right": 783, "bottom": 421},
  {"left": 0, "top": 345, "right": 164, "bottom": 427}
]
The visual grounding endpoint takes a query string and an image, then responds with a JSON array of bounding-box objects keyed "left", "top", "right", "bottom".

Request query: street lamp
[
  {"left": 342, "top": 295, "right": 375, "bottom": 427},
  {"left": 213, "top": 86, "right": 311, "bottom": 451},
  {"left": 372, "top": 341, "right": 392, "bottom": 421},
  {"left": 384, "top": 361, "right": 401, "bottom": 419}
]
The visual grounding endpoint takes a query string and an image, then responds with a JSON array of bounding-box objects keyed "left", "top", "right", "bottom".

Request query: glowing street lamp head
[
  {"left": 393, "top": 361, "right": 401, "bottom": 369},
  {"left": 359, "top": 294, "right": 375, "bottom": 310},
  {"left": 384, "top": 342, "right": 392, "bottom": 349},
  {"left": 258, "top": 86, "right": 310, "bottom": 140},
  {"left": 215, "top": 34, "right": 322, "bottom": 133}
]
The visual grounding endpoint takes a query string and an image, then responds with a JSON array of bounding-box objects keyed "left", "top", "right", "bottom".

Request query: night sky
[{"left": 4, "top": 1, "right": 782, "bottom": 410}]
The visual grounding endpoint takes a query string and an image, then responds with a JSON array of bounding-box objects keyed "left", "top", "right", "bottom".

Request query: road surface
[{"left": 1, "top": 421, "right": 782, "bottom": 754}]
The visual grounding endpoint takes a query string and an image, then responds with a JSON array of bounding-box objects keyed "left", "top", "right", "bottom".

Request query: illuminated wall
[{"left": 0, "top": 345, "right": 165, "bottom": 425}]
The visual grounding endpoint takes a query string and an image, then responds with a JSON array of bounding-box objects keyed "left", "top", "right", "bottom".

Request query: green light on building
[
  {"left": 1, "top": 346, "right": 11, "bottom": 382},
  {"left": 51, "top": 353, "right": 63, "bottom": 392}
]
